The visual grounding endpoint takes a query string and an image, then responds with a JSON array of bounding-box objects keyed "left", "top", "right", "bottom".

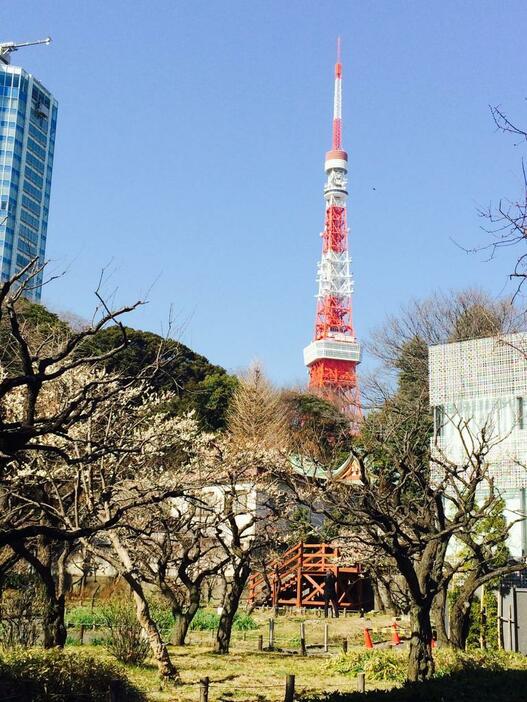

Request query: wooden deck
[{"left": 247, "top": 542, "right": 373, "bottom": 610}]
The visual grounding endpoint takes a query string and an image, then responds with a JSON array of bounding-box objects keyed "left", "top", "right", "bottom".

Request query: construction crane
[{"left": 0, "top": 37, "right": 52, "bottom": 64}]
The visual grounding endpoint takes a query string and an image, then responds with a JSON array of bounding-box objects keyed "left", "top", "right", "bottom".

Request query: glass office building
[{"left": 0, "top": 55, "right": 57, "bottom": 301}]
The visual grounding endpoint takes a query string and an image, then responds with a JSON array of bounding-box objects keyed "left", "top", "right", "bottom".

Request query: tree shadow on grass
[{"left": 300, "top": 669, "right": 527, "bottom": 702}]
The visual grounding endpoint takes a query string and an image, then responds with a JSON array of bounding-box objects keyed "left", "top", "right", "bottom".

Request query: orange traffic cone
[
  {"left": 364, "top": 628, "right": 374, "bottom": 649},
  {"left": 391, "top": 623, "right": 401, "bottom": 646}
]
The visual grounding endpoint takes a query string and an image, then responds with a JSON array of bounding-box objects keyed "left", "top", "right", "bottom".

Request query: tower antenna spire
[
  {"left": 303, "top": 39, "right": 361, "bottom": 428},
  {"left": 332, "top": 37, "right": 343, "bottom": 150}
]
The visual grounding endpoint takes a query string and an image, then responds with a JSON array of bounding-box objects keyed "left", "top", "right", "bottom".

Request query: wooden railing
[{"left": 247, "top": 542, "right": 350, "bottom": 608}]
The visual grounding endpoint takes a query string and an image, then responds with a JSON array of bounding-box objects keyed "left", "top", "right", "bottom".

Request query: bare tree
[
  {"left": 137, "top": 499, "right": 230, "bottom": 646},
  {"left": 300, "top": 408, "right": 511, "bottom": 679},
  {"left": 280, "top": 291, "right": 525, "bottom": 680},
  {"left": 444, "top": 493, "right": 525, "bottom": 649},
  {"left": 6, "top": 361, "right": 210, "bottom": 678},
  {"left": 479, "top": 106, "right": 527, "bottom": 297},
  {"left": 76, "top": 407, "right": 212, "bottom": 680}
]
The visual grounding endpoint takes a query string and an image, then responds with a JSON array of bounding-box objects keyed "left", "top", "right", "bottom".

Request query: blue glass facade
[{"left": 0, "top": 62, "right": 57, "bottom": 301}]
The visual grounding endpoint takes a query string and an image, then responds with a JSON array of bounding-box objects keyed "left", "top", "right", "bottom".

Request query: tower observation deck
[{"left": 303, "top": 40, "right": 361, "bottom": 423}]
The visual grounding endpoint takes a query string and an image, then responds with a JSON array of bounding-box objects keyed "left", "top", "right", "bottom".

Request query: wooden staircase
[{"left": 247, "top": 542, "right": 372, "bottom": 610}]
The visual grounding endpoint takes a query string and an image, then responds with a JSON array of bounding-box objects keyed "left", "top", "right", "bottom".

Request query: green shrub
[
  {"left": 100, "top": 601, "right": 149, "bottom": 665},
  {"left": 148, "top": 599, "right": 175, "bottom": 636},
  {"left": 188, "top": 609, "right": 258, "bottom": 632},
  {"left": 65, "top": 605, "right": 107, "bottom": 628},
  {"left": 233, "top": 612, "right": 259, "bottom": 630},
  {"left": 333, "top": 649, "right": 407, "bottom": 683},
  {"left": 67, "top": 599, "right": 177, "bottom": 638},
  {"left": 434, "top": 648, "right": 527, "bottom": 675},
  {"left": 0, "top": 649, "right": 145, "bottom": 701},
  {"left": 189, "top": 609, "right": 220, "bottom": 631}
]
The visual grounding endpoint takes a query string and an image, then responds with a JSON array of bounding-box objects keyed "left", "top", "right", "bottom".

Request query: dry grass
[
  {"left": 123, "top": 645, "right": 394, "bottom": 702},
  {"left": 76, "top": 611, "right": 401, "bottom": 701}
]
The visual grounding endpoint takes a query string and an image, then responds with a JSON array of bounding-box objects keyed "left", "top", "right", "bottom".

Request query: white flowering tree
[
  {"left": 0, "top": 266, "right": 209, "bottom": 679},
  {"left": 79, "top": 406, "right": 215, "bottom": 681},
  {"left": 0, "top": 267, "right": 145, "bottom": 499},
  {"left": 0, "top": 268, "right": 168, "bottom": 649},
  {"left": 133, "top": 491, "right": 231, "bottom": 647},
  {"left": 17, "top": 372, "right": 213, "bottom": 679}
]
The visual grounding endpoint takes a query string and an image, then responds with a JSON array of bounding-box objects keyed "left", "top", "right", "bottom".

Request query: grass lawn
[
  {"left": 62, "top": 609, "right": 527, "bottom": 701},
  {"left": 103, "top": 645, "right": 394, "bottom": 702},
  {"left": 69, "top": 611, "right": 400, "bottom": 701}
]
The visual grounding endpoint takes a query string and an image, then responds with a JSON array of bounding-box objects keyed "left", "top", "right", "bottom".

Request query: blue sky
[{"left": 2, "top": 1, "right": 526, "bottom": 384}]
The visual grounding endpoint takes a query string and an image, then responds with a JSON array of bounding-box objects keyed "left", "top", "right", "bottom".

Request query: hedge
[{"left": 0, "top": 649, "right": 146, "bottom": 701}]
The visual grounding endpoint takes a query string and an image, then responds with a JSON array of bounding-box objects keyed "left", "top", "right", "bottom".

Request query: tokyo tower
[{"left": 303, "top": 40, "right": 361, "bottom": 423}]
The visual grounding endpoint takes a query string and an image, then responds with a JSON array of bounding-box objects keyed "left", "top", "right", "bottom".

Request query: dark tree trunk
[
  {"left": 449, "top": 593, "right": 473, "bottom": 650},
  {"left": 377, "top": 577, "right": 398, "bottom": 616},
  {"left": 171, "top": 598, "right": 200, "bottom": 646},
  {"left": 214, "top": 562, "right": 251, "bottom": 654},
  {"left": 13, "top": 538, "right": 68, "bottom": 648},
  {"left": 42, "top": 592, "right": 67, "bottom": 648},
  {"left": 432, "top": 585, "right": 449, "bottom": 647},
  {"left": 372, "top": 580, "right": 385, "bottom": 613},
  {"left": 408, "top": 603, "right": 435, "bottom": 682}
]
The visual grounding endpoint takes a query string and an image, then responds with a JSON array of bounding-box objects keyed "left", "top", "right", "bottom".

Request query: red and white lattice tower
[{"left": 303, "top": 40, "right": 361, "bottom": 423}]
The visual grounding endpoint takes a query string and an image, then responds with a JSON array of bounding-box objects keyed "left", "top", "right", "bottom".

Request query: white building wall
[{"left": 429, "top": 333, "right": 527, "bottom": 557}]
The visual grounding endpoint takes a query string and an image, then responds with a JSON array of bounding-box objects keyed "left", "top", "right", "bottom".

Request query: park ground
[{"left": 72, "top": 610, "right": 399, "bottom": 701}]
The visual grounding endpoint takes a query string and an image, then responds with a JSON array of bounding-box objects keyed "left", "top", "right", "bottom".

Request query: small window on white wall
[
  {"left": 434, "top": 405, "right": 444, "bottom": 438},
  {"left": 517, "top": 397, "right": 525, "bottom": 430}
]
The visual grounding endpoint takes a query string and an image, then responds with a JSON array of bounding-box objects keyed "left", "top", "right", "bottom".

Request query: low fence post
[
  {"left": 269, "top": 618, "right": 275, "bottom": 650},
  {"left": 300, "top": 622, "right": 306, "bottom": 656},
  {"left": 258, "top": 634, "right": 263, "bottom": 651},
  {"left": 324, "top": 623, "right": 329, "bottom": 653},
  {"left": 284, "top": 674, "right": 295, "bottom": 702},
  {"left": 79, "top": 624, "right": 85, "bottom": 645},
  {"left": 342, "top": 637, "right": 348, "bottom": 654},
  {"left": 357, "top": 672, "right": 366, "bottom": 693},
  {"left": 200, "top": 677, "right": 210, "bottom": 702}
]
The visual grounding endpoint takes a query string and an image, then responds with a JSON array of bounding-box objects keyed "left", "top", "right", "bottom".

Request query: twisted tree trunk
[
  {"left": 432, "top": 585, "right": 449, "bottom": 647},
  {"left": 214, "top": 561, "right": 251, "bottom": 654},
  {"left": 13, "top": 538, "right": 68, "bottom": 648},
  {"left": 42, "top": 590, "right": 67, "bottom": 648},
  {"left": 106, "top": 534, "right": 180, "bottom": 681},
  {"left": 449, "top": 580, "right": 476, "bottom": 650},
  {"left": 170, "top": 597, "right": 200, "bottom": 646},
  {"left": 408, "top": 602, "right": 435, "bottom": 682}
]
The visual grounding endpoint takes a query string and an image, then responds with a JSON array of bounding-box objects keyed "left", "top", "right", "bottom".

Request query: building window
[
  {"left": 517, "top": 397, "right": 525, "bottom": 430},
  {"left": 434, "top": 405, "right": 444, "bottom": 438}
]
